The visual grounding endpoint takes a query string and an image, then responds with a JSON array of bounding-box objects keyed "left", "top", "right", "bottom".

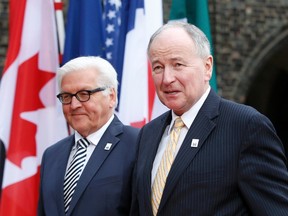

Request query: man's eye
[
  {"left": 153, "top": 66, "right": 163, "bottom": 74},
  {"left": 78, "top": 91, "right": 89, "bottom": 96},
  {"left": 175, "top": 63, "right": 183, "bottom": 67},
  {"left": 173, "top": 63, "right": 186, "bottom": 71},
  {"left": 62, "top": 94, "right": 70, "bottom": 99}
]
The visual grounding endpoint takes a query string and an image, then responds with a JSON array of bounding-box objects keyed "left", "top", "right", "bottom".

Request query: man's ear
[
  {"left": 109, "top": 88, "right": 117, "bottom": 108},
  {"left": 204, "top": 55, "right": 213, "bottom": 81}
]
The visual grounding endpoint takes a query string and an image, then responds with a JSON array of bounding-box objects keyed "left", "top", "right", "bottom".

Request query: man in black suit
[
  {"left": 38, "top": 56, "right": 139, "bottom": 216},
  {"left": 130, "top": 22, "right": 288, "bottom": 216}
]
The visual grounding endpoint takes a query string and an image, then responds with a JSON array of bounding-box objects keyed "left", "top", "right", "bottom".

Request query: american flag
[
  {"left": 102, "top": 0, "right": 125, "bottom": 105},
  {"left": 103, "top": 0, "right": 121, "bottom": 62}
]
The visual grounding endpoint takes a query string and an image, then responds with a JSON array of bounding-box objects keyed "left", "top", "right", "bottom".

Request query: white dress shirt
[
  {"left": 65, "top": 115, "right": 114, "bottom": 176},
  {"left": 151, "top": 87, "right": 211, "bottom": 184}
]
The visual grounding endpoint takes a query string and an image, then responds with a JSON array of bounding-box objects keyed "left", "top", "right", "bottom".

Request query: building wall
[
  {"left": 210, "top": 0, "right": 288, "bottom": 102},
  {"left": 0, "top": 0, "right": 8, "bottom": 74}
]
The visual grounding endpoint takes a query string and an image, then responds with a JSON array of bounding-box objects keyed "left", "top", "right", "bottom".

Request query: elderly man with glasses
[{"left": 38, "top": 56, "right": 140, "bottom": 216}]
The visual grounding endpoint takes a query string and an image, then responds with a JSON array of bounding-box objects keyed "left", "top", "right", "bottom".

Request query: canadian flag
[{"left": 0, "top": 0, "right": 68, "bottom": 215}]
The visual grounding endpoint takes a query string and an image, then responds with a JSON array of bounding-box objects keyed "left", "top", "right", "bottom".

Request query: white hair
[{"left": 57, "top": 56, "right": 119, "bottom": 107}]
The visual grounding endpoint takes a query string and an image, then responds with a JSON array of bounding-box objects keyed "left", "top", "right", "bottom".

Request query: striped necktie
[
  {"left": 151, "top": 117, "right": 185, "bottom": 216},
  {"left": 63, "top": 138, "right": 90, "bottom": 214}
]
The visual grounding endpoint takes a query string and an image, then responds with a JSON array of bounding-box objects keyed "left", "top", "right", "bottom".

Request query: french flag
[{"left": 63, "top": 0, "right": 167, "bottom": 128}]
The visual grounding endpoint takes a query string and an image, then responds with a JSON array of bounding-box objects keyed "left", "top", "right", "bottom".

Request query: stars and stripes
[{"left": 103, "top": 0, "right": 122, "bottom": 62}]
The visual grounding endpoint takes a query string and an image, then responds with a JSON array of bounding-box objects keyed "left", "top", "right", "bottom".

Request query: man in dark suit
[
  {"left": 130, "top": 22, "right": 288, "bottom": 216},
  {"left": 38, "top": 56, "right": 139, "bottom": 216}
]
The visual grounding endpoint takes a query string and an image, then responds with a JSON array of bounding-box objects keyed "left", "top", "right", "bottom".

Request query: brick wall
[
  {"left": 210, "top": 0, "right": 288, "bottom": 102},
  {"left": 0, "top": 0, "right": 8, "bottom": 74}
]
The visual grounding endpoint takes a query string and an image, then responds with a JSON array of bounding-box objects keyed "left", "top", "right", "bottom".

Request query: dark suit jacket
[
  {"left": 38, "top": 115, "right": 139, "bottom": 216},
  {"left": 130, "top": 89, "right": 288, "bottom": 216}
]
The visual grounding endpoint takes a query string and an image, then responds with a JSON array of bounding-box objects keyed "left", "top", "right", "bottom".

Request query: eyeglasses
[{"left": 56, "top": 87, "right": 107, "bottom": 104}]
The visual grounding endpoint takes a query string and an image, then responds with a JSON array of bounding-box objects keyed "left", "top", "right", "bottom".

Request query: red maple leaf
[{"left": 7, "top": 54, "right": 55, "bottom": 167}]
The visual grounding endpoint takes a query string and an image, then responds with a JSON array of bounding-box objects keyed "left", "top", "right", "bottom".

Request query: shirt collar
[
  {"left": 169, "top": 86, "right": 211, "bottom": 133},
  {"left": 74, "top": 115, "right": 115, "bottom": 147}
]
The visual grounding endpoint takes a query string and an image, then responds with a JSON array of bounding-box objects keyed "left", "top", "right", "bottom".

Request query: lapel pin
[
  {"left": 191, "top": 139, "right": 199, "bottom": 148},
  {"left": 104, "top": 143, "right": 112, "bottom": 150}
]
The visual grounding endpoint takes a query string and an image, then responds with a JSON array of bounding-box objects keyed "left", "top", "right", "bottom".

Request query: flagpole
[
  {"left": 54, "top": 0, "right": 65, "bottom": 64},
  {"left": 54, "top": 0, "right": 73, "bottom": 135}
]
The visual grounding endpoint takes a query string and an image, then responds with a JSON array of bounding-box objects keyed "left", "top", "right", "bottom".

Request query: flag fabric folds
[
  {"left": 63, "top": 0, "right": 166, "bottom": 127},
  {"left": 169, "top": 0, "right": 218, "bottom": 91},
  {"left": 62, "top": 0, "right": 104, "bottom": 63},
  {"left": 0, "top": 0, "right": 68, "bottom": 215}
]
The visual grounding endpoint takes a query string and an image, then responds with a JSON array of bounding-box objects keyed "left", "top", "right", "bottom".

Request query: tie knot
[
  {"left": 174, "top": 117, "right": 185, "bottom": 129},
  {"left": 77, "top": 138, "right": 90, "bottom": 149}
]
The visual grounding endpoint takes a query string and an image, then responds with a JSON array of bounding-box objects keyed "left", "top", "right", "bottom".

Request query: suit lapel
[
  {"left": 142, "top": 113, "right": 172, "bottom": 215},
  {"left": 66, "top": 117, "right": 123, "bottom": 215},
  {"left": 158, "top": 90, "right": 220, "bottom": 212}
]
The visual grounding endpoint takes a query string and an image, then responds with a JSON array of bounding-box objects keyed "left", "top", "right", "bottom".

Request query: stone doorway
[{"left": 245, "top": 36, "right": 288, "bottom": 158}]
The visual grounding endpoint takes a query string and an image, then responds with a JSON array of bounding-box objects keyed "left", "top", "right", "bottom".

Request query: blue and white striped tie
[{"left": 63, "top": 138, "right": 90, "bottom": 214}]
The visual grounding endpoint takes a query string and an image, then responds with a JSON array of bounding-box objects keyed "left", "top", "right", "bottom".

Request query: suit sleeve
[
  {"left": 129, "top": 129, "right": 143, "bottom": 216},
  {"left": 238, "top": 112, "right": 288, "bottom": 215},
  {"left": 37, "top": 150, "right": 46, "bottom": 216},
  {"left": 129, "top": 164, "right": 140, "bottom": 216}
]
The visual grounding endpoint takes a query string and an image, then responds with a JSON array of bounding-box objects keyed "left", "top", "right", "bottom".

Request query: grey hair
[
  {"left": 57, "top": 56, "right": 118, "bottom": 107},
  {"left": 147, "top": 21, "right": 211, "bottom": 59}
]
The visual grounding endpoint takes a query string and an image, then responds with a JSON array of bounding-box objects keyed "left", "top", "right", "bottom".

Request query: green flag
[{"left": 169, "top": 0, "right": 218, "bottom": 91}]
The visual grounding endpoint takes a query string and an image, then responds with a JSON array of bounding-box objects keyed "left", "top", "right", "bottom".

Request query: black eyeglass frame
[{"left": 56, "top": 87, "right": 107, "bottom": 104}]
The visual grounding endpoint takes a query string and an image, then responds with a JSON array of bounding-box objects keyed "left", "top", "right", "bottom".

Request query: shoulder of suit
[{"left": 46, "top": 135, "right": 74, "bottom": 150}]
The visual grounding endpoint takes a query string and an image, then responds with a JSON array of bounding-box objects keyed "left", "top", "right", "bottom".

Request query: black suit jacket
[
  {"left": 38, "top": 115, "right": 139, "bottom": 216},
  {"left": 130, "top": 89, "right": 288, "bottom": 216}
]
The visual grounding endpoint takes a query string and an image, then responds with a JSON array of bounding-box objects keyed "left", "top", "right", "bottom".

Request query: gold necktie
[{"left": 151, "top": 117, "right": 185, "bottom": 216}]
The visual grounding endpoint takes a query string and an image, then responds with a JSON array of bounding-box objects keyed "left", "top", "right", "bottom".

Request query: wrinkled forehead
[
  {"left": 150, "top": 27, "right": 193, "bottom": 49},
  {"left": 148, "top": 28, "right": 196, "bottom": 59}
]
